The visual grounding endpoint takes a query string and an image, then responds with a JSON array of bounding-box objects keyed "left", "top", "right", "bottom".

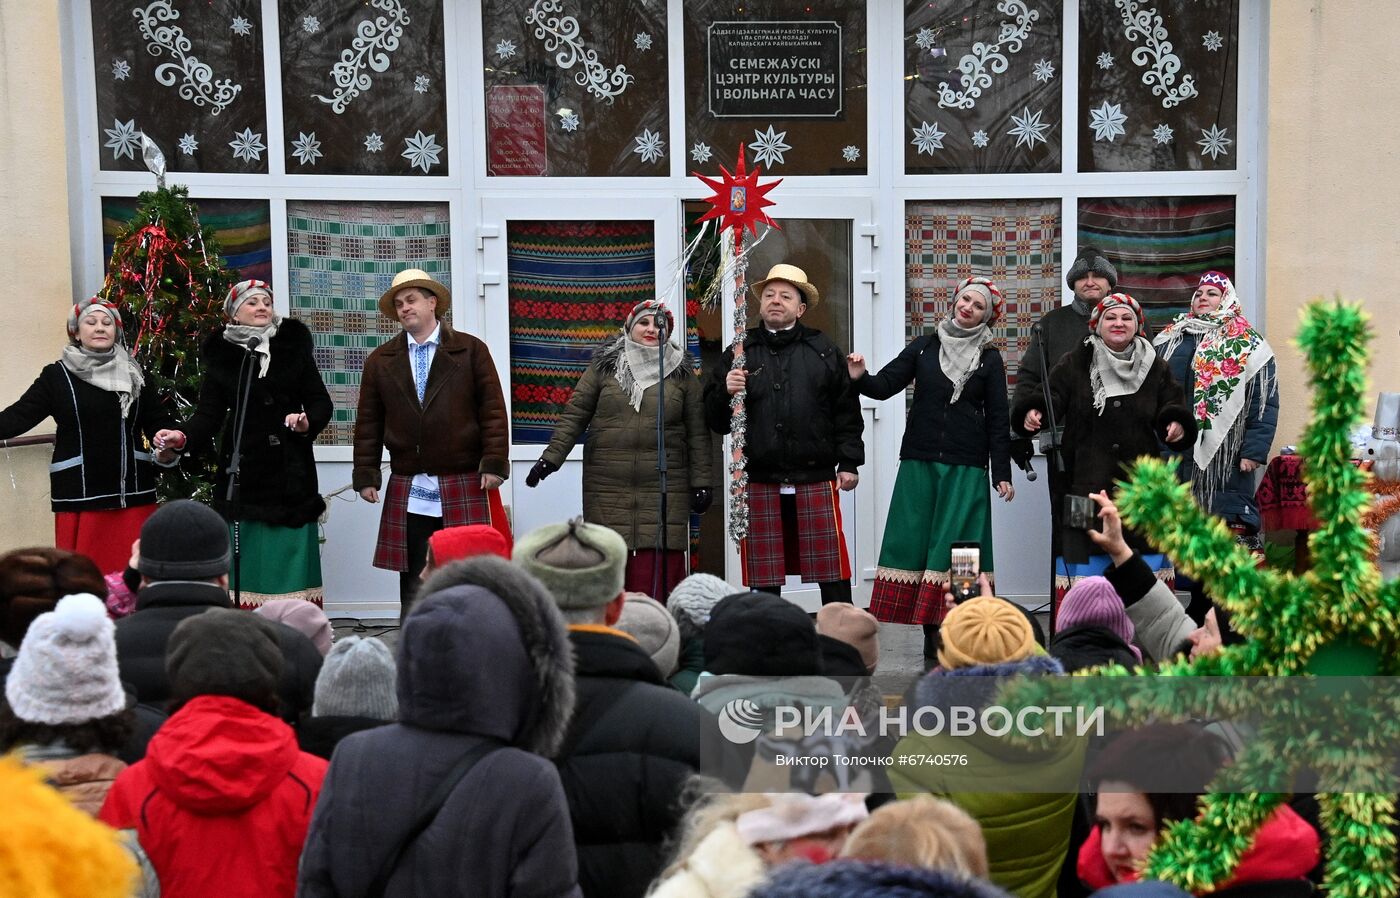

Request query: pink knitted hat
[{"left": 1056, "top": 577, "right": 1141, "bottom": 662}]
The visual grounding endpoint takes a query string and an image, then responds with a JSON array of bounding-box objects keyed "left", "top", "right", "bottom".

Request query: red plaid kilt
[
  {"left": 739, "top": 480, "right": 851, "bottom": 587},
  {"left": 372, "top": 473, "right": 512, "bottom": 572}
]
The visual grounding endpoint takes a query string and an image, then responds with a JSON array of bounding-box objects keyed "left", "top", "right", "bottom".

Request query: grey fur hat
[
  {"left": 514, "top": 518, "right": 626, "bottom": 610},
  {"left": 1066, "top": 245, "right": 1119, "bottom": 290},
  {"left": 415, "top": 555, "right": 576, "bottom": 757}
]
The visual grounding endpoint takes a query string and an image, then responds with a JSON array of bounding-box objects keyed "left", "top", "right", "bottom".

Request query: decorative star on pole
[{"left": 692, "top": 146, "right": 781, "bottom": 542}]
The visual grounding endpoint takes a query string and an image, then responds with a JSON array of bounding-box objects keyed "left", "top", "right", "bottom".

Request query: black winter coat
[
  {"left": 183, "top": 319, "right": 332, "bottom": 526},
  {"left": 1047, "top": 625, "right": 1140, "bottom": 673},
  {"left": 1011, "top": 303, "right": 1091, "bottom": 412},
  {"left": 856, "top": 335, "right": 1012, "bottom": 484},
  {"left": 0, "top": 362, "right": 175, "bottom": 511},
  {"left": 297, "top": 716, "right": 390, "bottom": 761},
  {"left": 703, "top": 324, "right": 863, "bottom": 484},
  {"left": 1012, "top": 341, "right": 1196, "bottom": 500},
  {"left": 113, "top": 581, "right": 321, "bottom": 723},
  {"left": 557, "top": 629, "right": 715, "bottom": 898}
]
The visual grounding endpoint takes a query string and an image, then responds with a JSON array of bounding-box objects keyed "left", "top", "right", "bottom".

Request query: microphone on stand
[{"left": 245, "top": 336, "right": 262, "bottom": 351}]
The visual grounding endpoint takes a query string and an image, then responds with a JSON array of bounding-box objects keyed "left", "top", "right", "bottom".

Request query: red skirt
[
  {"left": 624, "top": 549, "right": 688, "bottom": 602},
  {"left": 54, "top": 504, "right": 156, "bottom": 573}
]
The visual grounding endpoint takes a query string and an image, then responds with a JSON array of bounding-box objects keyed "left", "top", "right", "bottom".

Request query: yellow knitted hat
[
  {"left": 0, "top": 754, "right": 136, "bottom": 898},
  {"left": 937, "top": 597, "right": 1036, "bottom": 670}
]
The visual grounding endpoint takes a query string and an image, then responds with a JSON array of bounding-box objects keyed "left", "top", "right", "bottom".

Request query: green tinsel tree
[{"left": 100, "top": 184, "right": 234, "bottom": 501}]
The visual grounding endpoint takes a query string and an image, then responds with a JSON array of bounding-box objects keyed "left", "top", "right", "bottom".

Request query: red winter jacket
[
  {"left": 99, "top": 695, "right": 328, "bottom": 898},
  {"left": 1078, "top": 802, "right": 1320, "bottom": 893}
]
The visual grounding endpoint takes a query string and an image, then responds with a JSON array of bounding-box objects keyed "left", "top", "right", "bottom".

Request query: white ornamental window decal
[
  {"left": 1115, "top": 0, "right": 1199, "bottom": 109},
  {"left": 935, "top": 0, "right": 1039, "bottom": 111},
  {"left": 314, "top": 0, "right": 412, "bottom": 114},
  {"left": 525, "top": 0, "right": 634, "bottom": 103},
  {"left": 134, "top": 0, "right": 242, "bottom": 115}
]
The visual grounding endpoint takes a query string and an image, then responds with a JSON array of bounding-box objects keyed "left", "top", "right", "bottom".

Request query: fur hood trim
[{"left": 417, "top": 556, "right": 576, "bottom": 756}]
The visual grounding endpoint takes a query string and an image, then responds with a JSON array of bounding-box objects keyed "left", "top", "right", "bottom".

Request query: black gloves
[
  {"left": 690, "top": 488, "right": 713, "bottom": 514},
  {"left": 525, "top": 459, "right": 558, "bottom": 487}
]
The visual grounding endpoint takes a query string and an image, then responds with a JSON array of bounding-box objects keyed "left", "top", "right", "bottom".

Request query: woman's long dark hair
[
  {"left": 0, "top": 702, "right": 134, "bottom": 755},
  {"left": 1088, "top": 723, "right": 1231, "bottom": 825}
]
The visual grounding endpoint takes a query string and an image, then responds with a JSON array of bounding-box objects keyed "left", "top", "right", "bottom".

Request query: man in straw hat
[
  {"left": 702, "top": 263, "right": 864, "bottom": 605},
  {"left": 353, "top": 268, "right": 511, "bottom": 615}
]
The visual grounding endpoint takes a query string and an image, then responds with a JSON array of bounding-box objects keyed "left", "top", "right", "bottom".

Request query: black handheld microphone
[{"left": 245, "top": 336, "right": 262, "bottom": 351}]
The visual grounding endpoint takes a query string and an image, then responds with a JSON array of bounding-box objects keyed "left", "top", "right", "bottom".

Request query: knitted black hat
[
  {"left": 703, "top": 591, "right": 822, "bottom": 676},
  {"left": 167, "top": 607, "right": 283, "bottom": 713},
  {"left": 138, "top": 500, "right": 231, "bottom": 581},
  {"left": 1066, "top": 245, "right": 1119, "bottom": 290}
]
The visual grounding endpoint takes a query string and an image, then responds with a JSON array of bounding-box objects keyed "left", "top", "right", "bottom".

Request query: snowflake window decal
[
  {"left": 1097, "top": 52, "right": 1115, "bottom": 70},
  {"left": 104, "top": 118, "right": 142, "bottom": 161},
  {"left": 558, "top": 111, "right": 580, "bottom": 132},
  {"left": 971, "top": 130, "right": 990, "bottom": 149},
  {"left": 633, "top": 129, "right": 665, "bottom": 164},
  {"left": 1197, "top": 124, "right": 1233, "bottom": 160},
  {"left": 496, "top": 39, "right": 518, "bottom": 60},
  {"left": 228, "top": 127, "right": 266, "bottom": 163},
  {"left": 748, "top": 126, "right": 791, "bottom": 167},
  {"left": 364, "top": 133, "right": 384, "bottom": 153},
  {"left": 177, "top": 133, "right": 198, "bottom": 155},
  {"left": 914, "top": 27, "right": 937, "bottom": 52},
  {"left": 230, "top": 16, "right": 252, "bottom": 36},
  {"left": 1089, "top": 100, "right": 1128, "bottom": 142},
  {"left": 291, "top": 131, "right": 323, "bottom": 166},
  {"left": 841, "top": 145, "right": 861, "bottom": 162},
  {"left": 690, "top": 142, "right": 713, "bottom": 164},
  {"left": 414, "top": 75, "right": 430, "bottom": 94},
  {"left": 936, "top": 0, "right": 1038, "bottom": 111},
  {"left": 1008, "top": 107, "right": 1050, "bottom": 148},
  {"left": 1032, "top": 59, "right": 1055, "bottom": 83},
  {"left": 634, "top": 33, "right": 653, "bottom": 51},
  {"left": 1202, "top": 30, "right": 1224, "bottom": 52},
  {"left": 911, "top": 120, "right": 947, "bottom": 155},
  {"left": 112, "top": 59, "right": 132, "bottom": 81},
  {"left": 302, "top": 15, "right": 320, "bottom": 34},
  {"left": 402, "top": 130, "right": 443, "bottom": 172},
  {"left": 1153, "top": 123, "right": 1175, "bottom": 144}
]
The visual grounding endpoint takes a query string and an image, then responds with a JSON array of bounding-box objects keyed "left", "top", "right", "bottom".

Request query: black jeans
[{"left": 400, "top": 512, "right": 443, "bottom": 620}]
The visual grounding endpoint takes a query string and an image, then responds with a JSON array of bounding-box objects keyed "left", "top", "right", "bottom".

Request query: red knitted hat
[
  {"left": 1088, "top": 292, "right": 1147, "bottom": 336},
  {"left": 428, "top": 525, "right": 510, "bottom": 566}
]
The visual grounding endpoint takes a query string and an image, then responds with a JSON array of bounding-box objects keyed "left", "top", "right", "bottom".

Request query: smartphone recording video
[{"left": 950, "top": 542, "right": 980, "bottom": 603}]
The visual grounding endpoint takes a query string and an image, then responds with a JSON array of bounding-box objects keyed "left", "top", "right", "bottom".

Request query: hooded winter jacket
[
  {"left": 98, "top": 694, "right": 328, "bottom": 898},
  {"left": 891, "top": 655, "right": 1087, "bottom": 898},
  {"left": 296, "top": 555, "right": 582, "bottom": 898}
]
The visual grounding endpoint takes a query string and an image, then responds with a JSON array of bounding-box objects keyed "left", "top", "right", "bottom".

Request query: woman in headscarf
[
  {"left": 524, "top": 299, "right": 712, "bottom": 600},
  {"left": 1013, "top": 293, "right": 1196, "bottom": 613},
  {"left": 846, "top": 276, "right": 1013, "bottom": 659},
  {"left": 153, "top": 280, "right": 332, "bottom": 607},
  {"left": 0, "top": 297, "right": 176, "bottom": 571},
  {"left": 1153, "top": 271, "right": 1278, "bottom": 620}
]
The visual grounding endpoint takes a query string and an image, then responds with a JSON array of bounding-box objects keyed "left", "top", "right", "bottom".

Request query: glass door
[
  {"left": 716, "top": 195, "right": 879, "bottom": 609},
  {"left": 478, "top": 196, "right": 683, "bottom": 540}
]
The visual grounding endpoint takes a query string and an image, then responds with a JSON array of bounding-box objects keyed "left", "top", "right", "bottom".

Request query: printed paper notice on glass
[
  {"left": 707, "top": 21, "right": 843, "bottom": 119},
  {"left": 486, "top": 85, "right": 547, "bottom": 176}
]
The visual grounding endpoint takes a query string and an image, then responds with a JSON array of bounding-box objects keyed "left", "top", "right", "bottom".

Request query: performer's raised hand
[
  {"left": 1086, "top": 490, "right": 1133, "bottom": 565},
  {"left": 846, "top": 353, "right": 867, "bottom": 380}
]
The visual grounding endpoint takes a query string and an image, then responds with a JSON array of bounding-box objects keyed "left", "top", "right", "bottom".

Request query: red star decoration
[{"left": 693, "top": 144, "right": 781, "bottom": 238}]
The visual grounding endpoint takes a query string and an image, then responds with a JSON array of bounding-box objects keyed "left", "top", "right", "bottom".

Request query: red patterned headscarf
[
  {"left": 954, "top": 276, "right": 1004, "bottom": 325},
  {"left": 1088, "top": 293, "right": 1147, "bottom": 337}
]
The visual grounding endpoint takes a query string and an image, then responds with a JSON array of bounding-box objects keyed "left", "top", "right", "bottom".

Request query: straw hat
[
  {"left": 379, "top": 268, "right": 451, "bottom": 320},
  {"left": 749, "top": 263, "right": 820, "bottom": 307}
]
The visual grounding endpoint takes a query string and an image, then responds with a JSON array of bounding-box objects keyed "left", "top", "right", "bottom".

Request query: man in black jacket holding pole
[{"left": 703, "top": 263, "right": 864, "bottom": 605}]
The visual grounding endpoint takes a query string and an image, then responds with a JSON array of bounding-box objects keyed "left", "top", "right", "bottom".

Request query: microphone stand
[
  {"left": 225, "top": 338, "right": 259, "bottom": 609},
  {"left": 652, "top": 326, "right": 670, "bottom": 601},
  {"left": 1031, "top": 323, "right": 1067, "bottom": 634}
]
